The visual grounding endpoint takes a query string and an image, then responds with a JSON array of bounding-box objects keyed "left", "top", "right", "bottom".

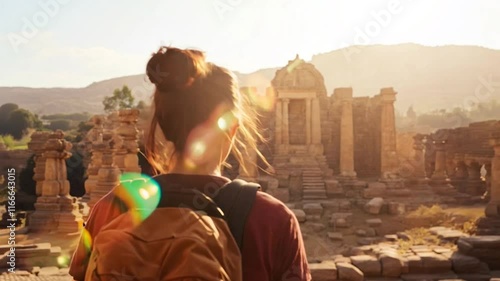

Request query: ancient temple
[
  {"left": 267, "top": 55, "right": 334, "bottom": 200},
  {"left": 252, "top": 55, "right": 401, "bottom": 201}
]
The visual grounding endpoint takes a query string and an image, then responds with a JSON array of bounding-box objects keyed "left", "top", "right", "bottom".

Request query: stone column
[
  {"left": 453, "top": 153, "right": 469, "bottom": 193},
  {"left": 486, "top": 135, "right": 500, "bottom": 217},
  {"left": 379, "top": 88, "right": 399, "bottom": 179},
  {"left": 274, "top": 98, "right": 283, "bottom": 146},
  {"left": 83, "top": 115, "right": 105, "bottom": 201},
  {"left": 305, "top": 98, "right": 312, "bottom": 145},
  {"left": 107, "top": 111, "right": 124, "bottom": 168},
  {"left": 430, "top": 138, "right": 448, "bottom": 181},
  {"left": 282, "top": 99, "right": 290, "bottom": 145},
  {"left": 464, "top": 157, "right": 483, "bottom": 196},
  {"left": 117, "top": 109, "right": 141, "bottom": 173},
  {"left": 336, "top": 88, "right": 356, "bottom": 179},
  {"left": 30, "top": 131, "right": 82, "bottom": 233},
  {"left": 28, "top": 132, "right": 51, "bottom": 196},
  {"left": 411, "top": 134, "right": 427, "bottom": 179},
  {"left": 311, "top": 97, "right": 322, "bottom": 145},
  {"left": 88, "top": 132, "right": 123, "bottom": 209}
]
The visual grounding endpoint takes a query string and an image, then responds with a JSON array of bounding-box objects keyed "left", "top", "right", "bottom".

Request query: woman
[{"left": 69, "top": 46, "right": 311, "bottom": 281}]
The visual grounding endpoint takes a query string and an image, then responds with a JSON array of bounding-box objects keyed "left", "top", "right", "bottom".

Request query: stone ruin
[
  {"left": 232, "top": 56, "right": 500, "bottom": 280},
  {"left": 14, "top": 108, "right": 142, "bottom": 233},
  {"left": 2, "top": 56, "right": 500, "bottom": 280}
]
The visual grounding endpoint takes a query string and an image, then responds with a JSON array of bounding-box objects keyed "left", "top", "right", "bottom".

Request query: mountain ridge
[{"left": 1, "top": 43, "right": 499, "bottom": 115}]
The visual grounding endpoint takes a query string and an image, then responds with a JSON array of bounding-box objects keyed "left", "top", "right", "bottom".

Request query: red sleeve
[
  {"left": 275, "top": 211, "right": 311, "bottom": 281},
  {"left": 69, "top": 191, "right": 125, "bottom": 281}
]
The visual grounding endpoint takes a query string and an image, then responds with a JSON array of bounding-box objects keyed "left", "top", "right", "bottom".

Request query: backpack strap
[{"left": 213, "top": 179, "right": 260, "bottom": 251}]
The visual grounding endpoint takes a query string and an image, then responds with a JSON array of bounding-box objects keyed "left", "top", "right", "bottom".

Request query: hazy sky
[{"left": 1, "top": 0, "right": 499, "bottom": 87}]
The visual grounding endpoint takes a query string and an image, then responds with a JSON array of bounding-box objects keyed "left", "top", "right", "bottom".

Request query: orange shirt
[{"left": 69, "top": 174, "right": 311, "bottom": 281}]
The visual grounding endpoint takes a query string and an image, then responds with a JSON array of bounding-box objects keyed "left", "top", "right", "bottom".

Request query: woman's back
[{"left": 69, "top": 46, "right": 310, "bottom": 281}]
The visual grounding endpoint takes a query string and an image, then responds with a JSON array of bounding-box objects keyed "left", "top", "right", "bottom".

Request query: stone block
[
  {"left": 350, "top": 255, "right": 381, "bottom": 277},
  {"left": 307, "top": 222, "right": 326, "bottom": 233},
  {"left": 387, "top": 202, "right": 406, "bottom": 215},
  {"left": 337, "top": 262, "right": 364, "bottom": 281},
  {"left": 326, "top": 180, "right": 343, "bottom": 197},
  {"left": 365, "top": 198, "right": 385, "bottom": 214},
  {"left": 405, "top": 255, "right": 424, "bottom": 273},
  {"left": 303, "top": 203, "right": 324, "bottom": 216},
  {"left": 380, "top": 252, "right": 404, "bottom": 277},
  {"left": 310, "top": 260, "right": 338, "bottom": 281},
  {"left": 291, "top": 209, "right": 306, "bottom": 223},
  {"left": 366, "top": 218, "right": 383, "bottom": 227},
  {"left": 450, "top": 252, "right": 482, "bottom": 274},
  {"left": 418, "top": 252, "right": 452, "bottom": 273},
  {"left": 328, "top": 232, "right": 343, "bottom": 241}
]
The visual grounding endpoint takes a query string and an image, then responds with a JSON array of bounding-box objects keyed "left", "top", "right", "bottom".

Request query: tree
[
  {"left": 103, "top": 85, "right": 135, "bottom": 113},
  {"left": 47, "top": 119, "right": 72, "bottom": 131},
  {"left": 0, "top": 103, "right": 19, "bottom": 134},
  {"left": 136, "top": 100, "right": 147, "bottom": 110},
  {"left": 5, "top": 109, "right": 37, "bottom": 139}
]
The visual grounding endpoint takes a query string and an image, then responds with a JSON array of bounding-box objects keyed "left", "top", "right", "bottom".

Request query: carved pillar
[
  {"left": 486, "top": 136, "right": 500, "bottom": 217},
  {"left": 446, "top": 150, "right": 457, "bottom": 180},
  {"left": 282, "top": 99, "right": 290, "bottom": 145},
  {"left": 30, "top": 131, "right": 82, "bottom": 233},
  {"left": 464, "top": 157, "right": 483, "bottom": 196},
  {"left": 117, "top": 109, "right": 141, "bottom": 173},
  {"left": 28, "top": 132, "right": 51, "bottom": 196},
  {"left": 431, "top": 139, "right": 448, "bottom": 181},
  {"left": 336, "top": 88, "right": 356, "bottom": 179},
  {"left": 88, "top": 132, "right": 123, "bottom": 210},
  {"left": 379, "top": 88, "right": 399, "bottom": 179},
  {"left": 311, "top": 97, "right": 322, "bottom": 144},
  {"left": 107, "top": 111, "right": 124, "bottom": 169},
  {"left": 412, "top": 134, "right": 427, "bottom": 178},
  {"left": 274, "top": 97, "right": 283, "bottom": 146},
  {"left": 305, "top": 98, "right": 312, "bottom": 145},
  {"left": 453, "top": 153, "right": 469, "bottom": 193},
  {"left": 83, "top": 115, "right": 105, "bottom": 201}
]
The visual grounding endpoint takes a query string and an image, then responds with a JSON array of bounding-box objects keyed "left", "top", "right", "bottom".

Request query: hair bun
[{"left": 146, "top": 47, "right": 207, "bottom": 92}]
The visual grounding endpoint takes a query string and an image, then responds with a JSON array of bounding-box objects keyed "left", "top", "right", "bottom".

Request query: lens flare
[
  {"left": 139, "top": 188, "right": 151, "bottom": 200},
  {"left": 217, "top": 117, "right": 228, "bottom": 131},
  {"left": 114, "top": 173, "right": 161, "bottom": 225},
  {"left": 82, "top": 228, "right": 93, "bottom": 253},
  {"left": 57, "top": 255, "right": 71, "bottom": 267},
  {"left": 191, "top": 141, "right": 207, "bottom": 158},
  {"left": 241, "top": 87, "right": 276, "bottom": 112}
]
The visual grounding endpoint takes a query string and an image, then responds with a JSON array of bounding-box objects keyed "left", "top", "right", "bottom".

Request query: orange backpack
[{"left": 84, "top": 177, "right": 259, "bottom": 281}]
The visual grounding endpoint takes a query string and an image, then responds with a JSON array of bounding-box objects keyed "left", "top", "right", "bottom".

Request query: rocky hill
[{"left": 1, "top": 44, "right": 499, "bottom": 115}]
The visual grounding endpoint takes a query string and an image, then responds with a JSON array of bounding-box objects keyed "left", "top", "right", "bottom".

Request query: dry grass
[
  {"left": 405, "top": 205, "right": 451, "bottom": 227},
  {"left": 396, "top": 227, "right": 453, "bottom": 254}
]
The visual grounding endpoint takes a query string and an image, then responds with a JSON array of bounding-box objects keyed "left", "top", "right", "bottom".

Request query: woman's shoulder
[{"left": 252, "top": 190, "right": 295, "bottom": 220}]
